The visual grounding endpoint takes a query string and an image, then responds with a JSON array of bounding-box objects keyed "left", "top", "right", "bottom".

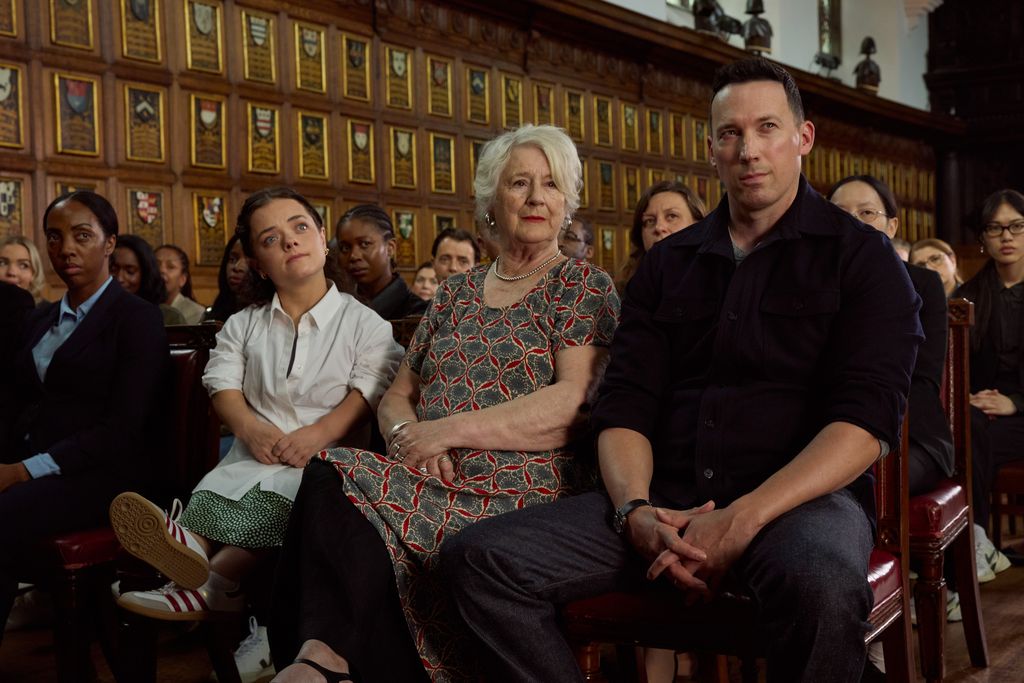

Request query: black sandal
[{"left": 294, "top": 658, "right": 356, "bottom": 682}]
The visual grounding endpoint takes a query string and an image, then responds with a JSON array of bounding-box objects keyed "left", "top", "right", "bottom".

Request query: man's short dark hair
[
  {"left": 711, "top": 57, "right": 804, "bottom": 123},
  {"left": 431, "top": 227, "right": 481, "bottom": 262}
]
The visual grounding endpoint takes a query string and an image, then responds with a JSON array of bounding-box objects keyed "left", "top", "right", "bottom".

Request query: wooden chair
[
  {"left": 991, "top": 464, "right": 1024, "bottom": 549},
  {"left": 562, "top": 413, "right": 915, "bottom": 682},
  {"left": 908, "top": 299, "right": 989, "bottom": 682},
  {"left": 390, "top": 315, "right": 423, "bottom": 348}
]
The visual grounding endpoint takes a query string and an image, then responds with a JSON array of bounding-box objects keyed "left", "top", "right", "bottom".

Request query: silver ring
[
  {"left": 420, "top": 466, "right": 429, "bottom": 473},
  {"left": 438, "top": 455, "right": 451, "bottom": 463}
]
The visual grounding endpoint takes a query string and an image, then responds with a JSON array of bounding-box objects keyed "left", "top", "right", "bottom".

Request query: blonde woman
[
  {"left": 0, "top": 235, "right": 46, "bottom": 304},
  {"left": 910, "top": 238, "right": 963, "bottom": 297}
]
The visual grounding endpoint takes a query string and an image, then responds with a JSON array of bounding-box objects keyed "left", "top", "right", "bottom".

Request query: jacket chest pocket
[
  {"left": 759, "top": 289, "right": 839, "bottom": 379},
  {"left": 652, "top": 298, "right": 719, "bottom": 366}
]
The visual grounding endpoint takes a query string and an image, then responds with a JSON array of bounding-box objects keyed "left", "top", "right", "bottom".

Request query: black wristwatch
[{"left": 612, "top": 498, "right": 653, "bottom": 534}]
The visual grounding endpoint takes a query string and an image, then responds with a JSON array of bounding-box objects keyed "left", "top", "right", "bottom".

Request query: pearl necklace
[{"left": 492, "top": 248, "right": 563, "bottom": 282}]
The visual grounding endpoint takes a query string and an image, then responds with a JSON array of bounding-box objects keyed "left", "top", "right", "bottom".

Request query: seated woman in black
[
  {"left": 335, "top": 205, "right": 427, "bottom": 320},
  {"left": 111, "top": 234, "right": 186, "bottom": 326},
  {"left": 956, "top": 188, "right": 1024, "bottom": 581},
  {"left": 203, "top": 234, "right": 251, "bottom": 324},
  {"left": 0, "top": 191, "right": 167, "bottom": 635}
]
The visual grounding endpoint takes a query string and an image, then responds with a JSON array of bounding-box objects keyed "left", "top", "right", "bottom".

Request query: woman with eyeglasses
[
  {"left": 955, "top": 189, "right": 1024, "bottom": 578},
  {"left": 910, "top": 238, "right": 963, "bottom": 298}
]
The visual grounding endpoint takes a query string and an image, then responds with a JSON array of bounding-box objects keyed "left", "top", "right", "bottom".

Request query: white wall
[{"left": 620, "top": 0, "right": 931, "bottom": 110}]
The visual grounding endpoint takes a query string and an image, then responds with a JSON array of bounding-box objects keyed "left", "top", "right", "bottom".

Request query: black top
[
  {"left": 904, "top": 263, "right": 955, "bottom": 477},
  {"left": 0, "top": 281, "right": 169, "bottom": 487},
  {"left": 370, "top": 274, "right": 428, "bottom": 321},
  {"left": 592, "top": 177, "right": 923, "bottom": 528},
  {"left": 956, "top": 265, "right": 1024, "bottom": 410}
]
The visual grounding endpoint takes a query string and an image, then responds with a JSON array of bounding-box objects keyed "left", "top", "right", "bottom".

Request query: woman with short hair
[{"left": 270, "top": 124, "right": 620, "bottom": 682}]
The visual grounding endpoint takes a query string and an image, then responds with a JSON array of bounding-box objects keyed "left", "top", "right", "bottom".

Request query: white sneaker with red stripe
[
  {"left": 117, "top": 580, "right": 244, "bottom": 621},
  {"left": 110, "top": 492, "right": 209, "bottom": 590}
]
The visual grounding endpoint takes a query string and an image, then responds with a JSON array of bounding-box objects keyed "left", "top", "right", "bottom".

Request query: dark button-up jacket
[
  {"left": 592, "top": 177, "right": 923, "bottom": 527},
  {"left": 370, "top": 274, "right": 428, "bottom": 321}
]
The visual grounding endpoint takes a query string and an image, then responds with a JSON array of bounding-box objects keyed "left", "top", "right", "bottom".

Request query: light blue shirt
[{"left": 23, "top": 277, "right": 113, "bottom": 479}]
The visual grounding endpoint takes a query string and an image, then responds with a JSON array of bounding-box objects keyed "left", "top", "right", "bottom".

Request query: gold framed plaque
[
  {"left": 669, "top": 113, "right": 685, "bottom": 159},
  {"left": 0, "top": 62, "right": 24, "bottom": 149},
  {"left": 646, "top": 109, "right": 663, "bottom": 155},
  {"left": 189, "top": 93, "right": 225, "bottom": 169},
  {"left": 533, "top": 83, "right": 553, "bottom": 126},
  {"left": 623, "top": 165, "right": 639, "bottom": 210},
  {"left": 579, "top": 157, "right": 589, "bottom": 208},
  {"left": 389, "top": 126, "right": 417, "bottom": 189},
  {"left": 184, "top": 0, "right": 223, "bottom": 74},
  {"left": 192, "top": 190, "right": 227, "bottom": 266},
  {"left": 385, "top": 45, "right": 412, "bottom": 109},
  {"left": 310, "top": 201, "right": 331, "bottom": 237},
  {"left": 49, "top": 0, "right": 93, "bottom": 50},
  {"left": 54, "top": 179, "right": 99, "bottom": 196},
  {"left": 433, "top": 213, "right": 456, "bottom": 236},
  {"left": 54, "top": 72, "right": 99, "bottom": 156},
  {"left": 502, "top": 74, "right": 522, "bottom": 129},
  {"left": 120, "top": 0, "right": 161, "bottom": 63},
  {"left": 0, "top": 0, "right": 16, "bottom": 37},
  {"left": 124, "top": 83, "right": 165, "bottom": 163},
  {"left": 297, "top": 110, "right": 329, "bottom": 180},
  {"left": 593, "top": 96, "right": 612, "bottom": 147},
  {"left": 598, "top": 227, "right": 616, "bottom": 272},
  {"left": 597, "top": 161, "right": 615, "bottom": 211},
  {"left": 430, "top": 133, "right": 455, "bottom": 194},
  {"left": 242, "top": 9, "right": 276, "bottom": 84},
  {"left": 691, "top": 175, "right": 710, "bottom": 206},
  {"left": 0, "top": 176, "right": 25, "bottom": 237},
  {"left": 346, "top": 119, "right": 375, "bottom": 184},
  {"left": 469, "top": 139, "right": 485, "bottom": 192},
  {"left": 247, "top": 102, "right": 280, "bottom": 174},
  {"left": 126, "top": 187, "right": 166, "bottom": 245},
  {"left": 427, "top": 56, "right": 452, "bottom": 117},
  {"left": 342, "top": 34, "right": 371, "bottom": 102},
  {"left": 692, "top": 117, "right": 709, "bottom": 162},
  {"left": 565, "top": 90, "right": 584, "bottom": 142},
  {"left": 294, "top": 21, "right": 326, "bottom": 93},
  {"left": 621, "top": 104, "right": 639, "bottom": 152},
  {"left": 392, "top": 209, "right": 418, "bottom": 269},
  {"left": 466, "top": 66, "right": 490, "bottom": 125},
  {"left": 648, "top": 168, "right": 665, "bottom": 186}
]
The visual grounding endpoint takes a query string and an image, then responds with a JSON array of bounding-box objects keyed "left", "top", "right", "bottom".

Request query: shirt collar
[
  {"left": 270, "top": 282, "right": 342, "bottom": 329},
  {"left": 58, "top": 276, "right": 113, "bottom": 323},
  {"left": 672, "top": 175, "right": 841, "bottom": 258}
]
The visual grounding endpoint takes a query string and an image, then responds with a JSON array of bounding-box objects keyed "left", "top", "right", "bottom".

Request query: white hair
[{"left": 473, "top": 124, "right": 582, "bottom": 226}]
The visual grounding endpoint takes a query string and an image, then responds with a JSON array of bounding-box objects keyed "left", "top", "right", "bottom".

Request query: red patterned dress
[{"left": 322, "top": 259, "right": 619, "bottom": 681}]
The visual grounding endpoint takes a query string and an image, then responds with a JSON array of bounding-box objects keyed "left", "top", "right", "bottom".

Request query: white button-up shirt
[{"left": 197, "top": 284, "right": 404, "bottom": 501}]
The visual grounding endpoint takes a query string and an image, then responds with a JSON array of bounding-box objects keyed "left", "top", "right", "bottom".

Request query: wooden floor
[{"left": 2, "top": 563, "right": 1022, "bottom": 682}]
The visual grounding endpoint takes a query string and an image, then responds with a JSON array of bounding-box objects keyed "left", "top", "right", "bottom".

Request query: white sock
[{"left": 204, "top": 570, "right": 240, "bottom": 593}]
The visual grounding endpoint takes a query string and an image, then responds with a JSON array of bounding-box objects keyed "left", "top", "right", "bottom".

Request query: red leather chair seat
[
  {"left": 867, "top": 548, "right": 900, "bottom": 602},
  {"left": 908, "top": 480, "right": 967, "bottom": 538},
  {"left": 42, "top": 527, "right": 119, "bottom": 570}
]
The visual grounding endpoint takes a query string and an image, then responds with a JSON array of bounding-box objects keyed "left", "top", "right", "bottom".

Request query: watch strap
[{"left": 613, "top": 498, "right": 652, "bottom": 533}]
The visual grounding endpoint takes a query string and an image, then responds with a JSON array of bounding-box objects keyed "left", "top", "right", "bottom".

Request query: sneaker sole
[
  {"left": 117, "top": 595, "right": 238, "bottom": 622},
  {"left": 110, "top": 493, "right": 209, "bottom": 590},
  {"left": 992, "top": 551, "right": 1012, "bottom": 574}
]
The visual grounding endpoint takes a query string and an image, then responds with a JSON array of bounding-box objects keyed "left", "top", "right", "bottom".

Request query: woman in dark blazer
[{"left": 0, "top": 191, "right": 168, "bottom": 637}]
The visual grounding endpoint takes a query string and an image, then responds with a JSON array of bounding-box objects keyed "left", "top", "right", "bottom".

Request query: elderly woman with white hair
[{"left": 270, "top": 124, "right": 619, "bottom": 683}]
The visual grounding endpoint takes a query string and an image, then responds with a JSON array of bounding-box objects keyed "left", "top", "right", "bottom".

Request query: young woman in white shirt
[{"left": 108, "top": 187, "right": 404, "bottom": 621}]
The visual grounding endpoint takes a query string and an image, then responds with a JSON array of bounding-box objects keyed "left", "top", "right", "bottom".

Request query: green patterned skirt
[{"left": 178, "top": 485, "right": 293, "bottom": 548}]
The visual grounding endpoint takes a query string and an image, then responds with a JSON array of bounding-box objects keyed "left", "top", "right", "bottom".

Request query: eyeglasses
[
  {"left": 982, "top": 220, "right": 1024, "bottom": 237},
  {"left": 913, "top": 254, "right": 948, "bottom": 268},
  {"left": 560, "top": 231, "right": 591, "bottom": 245},
  {"left": 854, "top": 209, "right": 890, "bottom": 223}
]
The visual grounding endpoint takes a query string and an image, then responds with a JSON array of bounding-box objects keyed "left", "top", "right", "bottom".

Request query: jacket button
[
  {"left": 704, "top": 418, "right": 715, "bottom": 429},
  {"left": 674, "top": 307, "right": 683, "bottom": 316},
  {"left": 703, "top": 468, "right": 714, "bottom": 479},
  {"left": 726, "top": 311, "right": 737, "bottom": 321},
  {"left": 793, "top": 299, "right": 805, "bottom": 310}
]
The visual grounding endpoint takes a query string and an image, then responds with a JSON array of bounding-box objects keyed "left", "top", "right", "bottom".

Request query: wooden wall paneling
[{"left": 0, "top": 169, "right": 32, "bottom": 239}]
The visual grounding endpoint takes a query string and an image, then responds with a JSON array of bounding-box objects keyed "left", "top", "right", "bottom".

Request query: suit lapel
[
  {"left": 19, "top": 302, "right": 59, "bottom": 391},
  {"left": 47, "top": 283, "right": 122, "bottom": 374}
]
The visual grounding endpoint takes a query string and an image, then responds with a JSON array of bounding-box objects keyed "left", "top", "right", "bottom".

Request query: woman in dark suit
[{"left": 0, "top": 191, "right": 168, "bottom": 636}]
